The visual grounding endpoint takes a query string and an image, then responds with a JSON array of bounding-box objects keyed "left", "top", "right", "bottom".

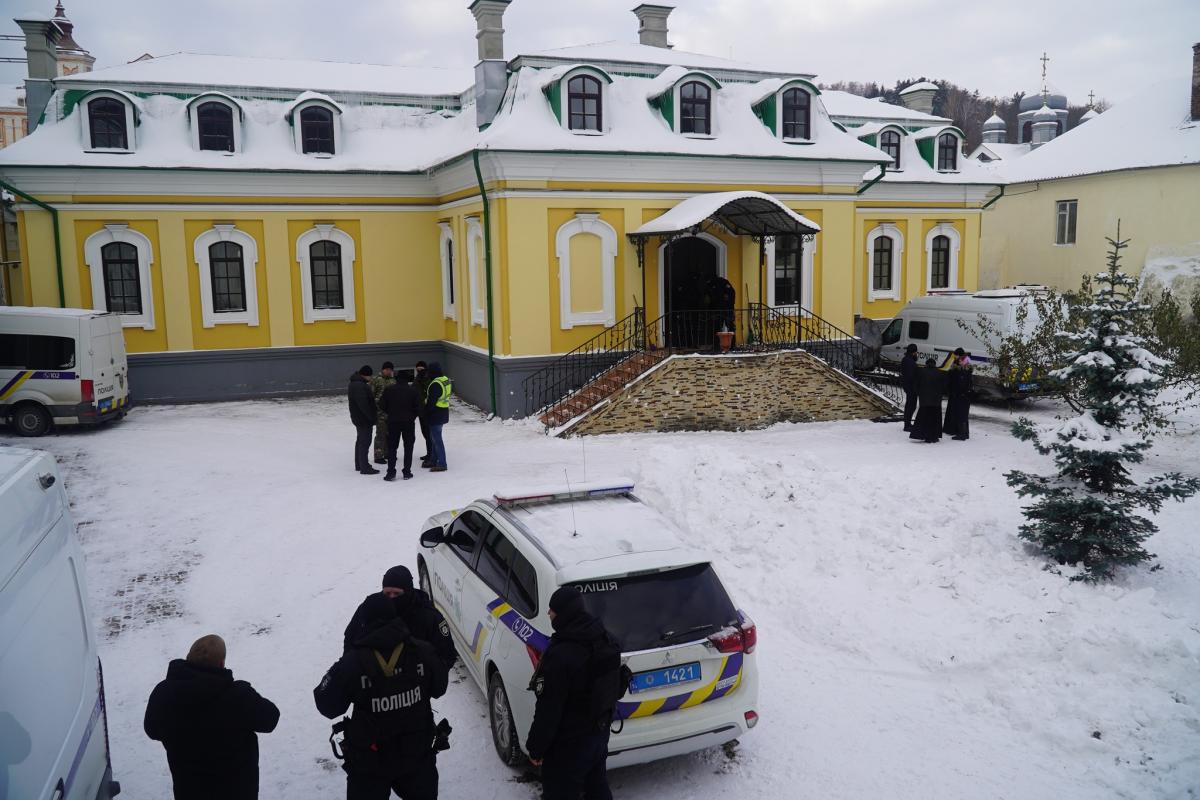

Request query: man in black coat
[
  {"left": 909, "top": 358, "right": 947, "bottom": 444},
  {"left": 899, "top": 343, "right": 919, "bottom": 431},
  {"left": 526, "top": 587, "right": 618, "bottom": 800},
  {"left": 414, "top": 361, "right": 434, "bottom": 467},
  {"left": 144, "top": 634, "right": 280, "bottom": 800},
  {"left": 316, "top": 594, "right": 449, "bottom": 800},
  {"left": 943, "top": 348, "right": 973, "bottom": 441},
  {"left": 343, "top": 565, "right": 457, "bottom": 679},
  {"left": 380, "top": 370, "right": 422, "bottom": 481},
  {"left": 349, "top": 365, "right": 379, "bottom": 475}
]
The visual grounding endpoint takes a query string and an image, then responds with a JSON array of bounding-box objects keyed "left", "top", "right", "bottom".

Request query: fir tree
[{"left": 1005, "top": 229, "right": 1200, "bottom": 582}]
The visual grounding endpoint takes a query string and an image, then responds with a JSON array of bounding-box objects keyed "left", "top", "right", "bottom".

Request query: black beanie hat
[
  {"left": 416, "top": 360, "right": 427, "bottom": 369},
  {"left": 905, "top": 343, "right": 918, "bottom": 353},
  {"left": 382, "top": 565, "right": 414, "bottom": 591},
  {"left": 360, "top": 593, "right": 396, "bottom": 626},
  {"left": 382, "top": 361, "right": 395, "bottom": 371},
  {"left": 358, "top": 364, "right": 373, "bottom": 377},
  {"left": 549, "top": 586, "right": 584, "bottom": 619}
]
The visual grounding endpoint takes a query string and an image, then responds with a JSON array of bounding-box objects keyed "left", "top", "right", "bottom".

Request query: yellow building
[{"left": 1, "top": 2, "right": 999, "bottom": 417}]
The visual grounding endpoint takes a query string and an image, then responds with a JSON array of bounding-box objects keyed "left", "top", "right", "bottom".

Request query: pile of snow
[{"left": 1139, "top": 242, "right": 1200, "bottom": 314}]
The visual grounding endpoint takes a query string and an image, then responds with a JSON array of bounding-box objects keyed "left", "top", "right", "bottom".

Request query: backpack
[{"left": 587, "top": 632, "right": 632, "bottom": 731}]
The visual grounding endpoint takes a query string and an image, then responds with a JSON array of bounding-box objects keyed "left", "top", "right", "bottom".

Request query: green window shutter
[
  {"left": 544, "top": 80, "right": 563, "bottom": 124},
  {"left": 62, "top": 89, "right": 87, "bottom": 118},
  {"left": 652, "top": 92, "right": 674, "bottom": 129},
  {"left": 858, "top": 133, "right": 878, "bottom": 147},
  {"left": 916, "top": 137, "right": 936, "bottom": 168},
  {"left": 752, "top": 96, "right": 776, "bottom": 134}
]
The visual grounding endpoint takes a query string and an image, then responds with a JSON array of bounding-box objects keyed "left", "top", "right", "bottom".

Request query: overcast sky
[{"left": 2, "top": 0, "right": 1197, "bottom": 105}]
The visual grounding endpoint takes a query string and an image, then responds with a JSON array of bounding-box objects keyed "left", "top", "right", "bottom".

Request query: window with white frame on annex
[
  {"left": 295, "top": 224, "right": 356, "bottom": 323},
  {"left": 193, "top": 224, "right": 259, "bottom": 328},
  {"left": 438, "top": 222, "right": 456, "bottom": 320},
  {"left": 774, "top": 236, "right": 803, "bottom": 307},
  {"left": 1055, "top": 200, "right": 1078, "bottom": 245},
  {"left": 880, "top": 129, "right": 901, "bottom": 169},
  {"left": 867, "top": 224, "right": 903, "bottom": 302},
  {"left": 781, "top": 87, "right": 811, "bottom": 140},
  {"left": 80, "top": 93, "right": 136, "bottom": 152},
  {"left": 84, "top": 224, "right": 155, "bottom": 329},
  {"left": 680, "top": 81, "right": 712, "bottom": 135},
  {"left": 925, "top": 223, "right": 960, "bottom": 291},
  {"left": 465, "top": 217, "right": 487, "bottom": 327},
  {"left": 555, "top": 213, "right": 617, "bottom": 330},
  {"left": 567, "top": 74, "right": 603, "bottom": 132},
  {"left": 937, "top": 132, "right": 959, "bottom": 171},
  {"left": 195, "top": 99, "right": 237, "bottom": 153}
]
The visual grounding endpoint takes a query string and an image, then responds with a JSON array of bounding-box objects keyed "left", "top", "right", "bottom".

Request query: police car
[{"left": 416, "top": 479, "right": 759, "bottom": 769}]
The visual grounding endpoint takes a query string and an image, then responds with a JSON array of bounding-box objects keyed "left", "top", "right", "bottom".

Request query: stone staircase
[{"left": 538, "top": 350, "right": 669, "bottom": 429}]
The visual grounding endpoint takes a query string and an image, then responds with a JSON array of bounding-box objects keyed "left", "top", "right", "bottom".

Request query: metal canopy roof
[{"left": 628, "top": 191, "right": 821, "bottom": 241}]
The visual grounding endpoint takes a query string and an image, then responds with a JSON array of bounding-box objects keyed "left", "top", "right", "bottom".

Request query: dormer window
[
  {"left": 78, "top": 90, "right": 138, "bottom": 152},
  {"left": 880, "top": 129, "right": 901, "bottom": 169},
  {"left": 187, "top": 93, "right": 243, "bottom": 154},
  {"left": 286, "top": 93, "right": 343, "bottom": 157},
  {"left": 782, "top": 88, "right": 811, "bottom": 140},
  {"left": 680, "top": 81, "right": 711, "bottom": 135},
  {"left": 754, "top": 80, "right": 819, "bottom": 144},
  {"left": 937, "top": 132, "right": 959, "bottom": 171},
  {"left": 568, "top": 74, "right": 602, "bottom": 132}
]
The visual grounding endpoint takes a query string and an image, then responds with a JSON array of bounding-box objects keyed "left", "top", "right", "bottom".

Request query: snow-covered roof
[
  {"left": 0, "top": 305, "right": 110, "bottom": 317},
  {"left": 1032, "top": 104, "right": 1058, "bottom": 121},
  {"left": 971, "top": 142, "right": 1033, "bottom": 163},
  {"left": 900, "top": 81, "right": 938, "bottom": 94},
  {"left": 519, "top": 41, "right": 807, "bottom": 79},
  {"left": 53, "top": 52, "right": 473, "bottom": 99},
  {"left": 821, "top": 90, "right": 950, "bottom": 125},
  {"left": 1080, "top": 107, "right": 1100, "bottom": 121},
  {"left": 997, "top": 75, "right": 1200, "bottom": 183},
  {"left": 630, "top": 191, "right": 822, "bottom": 236},
  {"left": 983, "top": 113, "right": 1005, "bottom": 129}
]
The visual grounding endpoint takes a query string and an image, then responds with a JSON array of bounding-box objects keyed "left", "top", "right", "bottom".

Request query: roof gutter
[
  {"left": 471, "top": 149, "right": 498, "bottom": 417},
  {"left": 0, "top": 178, "right": 64, "bottom": 307},
  {"left": 981, "top": 184, "right": 1005, "bottom": 210},
  {"left": 856, "top": 163, "right": 888, "bottom": 195}
]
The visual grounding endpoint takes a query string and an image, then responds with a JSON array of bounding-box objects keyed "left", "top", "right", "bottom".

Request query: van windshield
[{"left": 571, "top": 563, "right": 738, "bottom": 652}]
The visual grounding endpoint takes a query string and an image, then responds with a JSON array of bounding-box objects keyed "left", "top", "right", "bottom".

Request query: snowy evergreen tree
[{"left": 1006, "top": 231, "right": 1200, "bottom": 582}]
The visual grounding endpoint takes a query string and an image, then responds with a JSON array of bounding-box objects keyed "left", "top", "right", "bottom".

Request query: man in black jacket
[
  {"left": 144, "top": 634, "right": 280, "bottom": 800},
  {"left": 900, "top": 343, "right": 919, "bottom": 431},
  {"left": 349, "top": 365, "right": 379, "bottom": 475},
  {"left": 343, "top": 565, "right": 457, "bottom": 679},
  {"left": 908, "top": 358, "right": 948, "bottom": 444},
  {"left": 380, "top": 370, "right": 422, "bottom": 481},
  {"left": 414, "top": 361, "right": 433, "bottom": 468},
  {"left": 316, "top": 594, "right": 448, "bottom": 800},
  {"left": 526, "top": 587, "right": 618, "bottom": 800}
]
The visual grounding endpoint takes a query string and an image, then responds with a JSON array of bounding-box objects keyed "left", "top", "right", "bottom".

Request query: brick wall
[{"left": 563, "top": 350, "right": 894, "bottom": 436}]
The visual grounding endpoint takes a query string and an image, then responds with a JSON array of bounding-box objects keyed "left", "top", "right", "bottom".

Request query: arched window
[
  {"left": 101, "top": 241, "right": 141, "bottom": 314},
  {"left": 880, "top": 130, "right": 901, "bottom": 169},
  {"left": 872, "top": 236, "right": 893, "bottom": 293},
  {"left": 567, "top": 75, "right": 602, "bottom": 131},
  {"left": 196, "top": 101, "right": 235, "bottom": 152},
  {"left": 309, "top": 240, "right": 344, "bottom": 308},
  {"left": 208, "top": 241, "right": 246, "bottom": 312},
  {"left": 782, "top": 88, "right": 811, "bottom": 140},
  {"left": 937, "top": 133, "right": 958, "bottom": 171},
  {"left": 930, "top": 235, "right": 950, "bottom": 289},
  {"left": 1021, "top": 121, "right": 1032, "bottom": 142},
  {"left": 300, "top": 106, "right": 335, "bottom": 154},
  {"left": 88, "top": 97, "right": 127, "bottom": 149},
  {"left": 680, "top": 81, "right": 711, "bottom": 135}
]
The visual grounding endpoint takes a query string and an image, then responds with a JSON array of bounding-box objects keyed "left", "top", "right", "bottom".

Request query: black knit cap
[
  {"left": 905, "top": 343, "right": 918, "bottom": 353},
  {"left": 549, "top": 585, "right": 584, "bottom": 619},
  {"left": 382, "top": 361, "right": 395, "bottom": 370},
  {"left": 382, "top": 565, "right": 414, "bottom": 591},
  {"left": 358, "top": 364, "right": 373, "bottom": 376},
  {"left": 953, "top": 347, "right": 966, "bottom": 356},
  {"left": 360, "top": 593, "right": 396, "bottom": 626}
]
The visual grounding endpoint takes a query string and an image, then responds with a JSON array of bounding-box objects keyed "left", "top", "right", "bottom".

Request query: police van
[
  {"left": 877, "top": 288, "right": 1046, "bottom": 399},
  {"left": 0, "top": 307, "right": 131, "bottom": 436},
  {"left": 417, "top": 479, "right": 759, "bottom": 769},
  {"left": 0, "top": 446, "right": 121, "bottom": 799}
]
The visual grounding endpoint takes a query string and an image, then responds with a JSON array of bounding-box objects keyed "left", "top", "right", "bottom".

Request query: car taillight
[
  {"left": 740, "top": 616, "right": 757, "bottom": 654},
  {"left": 81, "top": 379, "right": 94, "bottom": 403},
  {"left": 708, "top": 613, "right": 757, "bottom": 654},
  {"left": 744, "top": 710, "right": 759, "bottom": 729}
]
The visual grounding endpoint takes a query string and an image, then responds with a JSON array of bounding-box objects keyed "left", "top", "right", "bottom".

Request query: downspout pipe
[
  {"left": 981, "top": 184, "right": 1005, "bottom": 210},
  {"left": 0, "top": 178, "right": 64, "bottom": 307},
  {"left": 471, "top": 149, "right": 498, "bottom": 417},
  {"left": 855, "top": 163, "right": 888, "bottom": 195}
]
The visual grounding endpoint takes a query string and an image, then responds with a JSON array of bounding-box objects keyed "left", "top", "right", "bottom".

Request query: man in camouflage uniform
[{"left": 370, "top": 361, "right": 396, "bottom": 465}]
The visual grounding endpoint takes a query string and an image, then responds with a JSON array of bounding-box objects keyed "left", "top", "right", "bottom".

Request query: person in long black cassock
[
  {"left": 909, "top": 358, "right": 946, "bottom": 443},
  {"left": 900, "top": 343, "right": 919, "bottom": 432},
  {"left": 943, "top": 348, "right": 973, "bottom": 440}
]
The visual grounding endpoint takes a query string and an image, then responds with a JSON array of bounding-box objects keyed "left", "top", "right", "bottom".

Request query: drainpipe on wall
[
  {"left": 471, "top": 149, "right": 498, "bottom": 416},
  {"left": 855, "top": 163, "right": 888, "bottom": 195},
  {"left": 0, "top": 178, "right": 65, "bottom": 307},
  {"left": 982, "top": 185, "right": 1005, "bottom": 210}
]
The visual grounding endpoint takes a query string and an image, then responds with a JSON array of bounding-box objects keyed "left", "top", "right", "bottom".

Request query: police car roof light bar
[{"left": 493, "top": 478, "right": 635, "bottom": 509}]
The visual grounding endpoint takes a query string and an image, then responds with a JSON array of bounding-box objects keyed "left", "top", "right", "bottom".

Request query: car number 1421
[{"left": 630, "top": 661, "right": 701, "bottom": 693}]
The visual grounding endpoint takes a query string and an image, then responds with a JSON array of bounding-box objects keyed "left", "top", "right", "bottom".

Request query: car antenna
[{"left": 563, "top": 470, "right": 580, "bottom": 537}]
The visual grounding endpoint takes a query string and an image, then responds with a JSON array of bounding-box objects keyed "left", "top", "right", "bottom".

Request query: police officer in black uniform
[
  {"left": 343, "top": 566, "right": 457, "bottom": 679},
  {"left": 526, "top": 586, "right": 622, "bottom": 800},
  {"left": 315, "top": 593, "right": 448, "bottom": 800}
]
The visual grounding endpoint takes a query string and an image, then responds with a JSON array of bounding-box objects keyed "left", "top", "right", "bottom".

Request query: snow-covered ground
[{"left": 6, "top": 397, "right": 1199, "bottom": 799}]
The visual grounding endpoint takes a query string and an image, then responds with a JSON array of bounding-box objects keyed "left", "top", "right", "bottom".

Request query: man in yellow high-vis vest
[{"left": 423, "top": 362, "right": 452, "bottom": 472}]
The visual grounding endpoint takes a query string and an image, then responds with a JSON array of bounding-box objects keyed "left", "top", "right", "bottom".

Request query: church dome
[
  {"left": 1019, "top": 89, "right": 1068, "bottom": 112},
  {"left": 1032, "top": 103, "right": 1058, "bottom": 121},
  {"left": 1080, "top": 107, "right": 1099, "bottom": 121},
  {"left": 983, "top": 113, "right": 1006, "bottom": 130}
]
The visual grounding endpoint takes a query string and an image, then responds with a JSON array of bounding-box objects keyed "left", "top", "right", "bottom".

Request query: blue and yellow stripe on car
[
  {"left": 487, "top": 598, "right": 552, "bottom": 667},
  {"left": 467, "top": 621, "right": 489, "bottom": 662},
  {"left": 615, "top": 652, "right": 744, "bottom": 721},
  {"left": 0, "top": 371, "right": 34, "bottom": 401}
]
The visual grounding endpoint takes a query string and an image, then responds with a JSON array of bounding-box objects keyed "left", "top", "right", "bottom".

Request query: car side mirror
[{"left": 420, "top": 528, "right": 445, "bottom": 548}]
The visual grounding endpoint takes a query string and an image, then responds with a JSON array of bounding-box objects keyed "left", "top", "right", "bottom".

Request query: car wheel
[
  {"left": 488, "top": 671, "right": 523, "bottom": 767},
  {"left": 418, "top": 559, "right": 432, "bottom": 598},
  {"left": 13, "top": 403, "right": 52, "bottom": 437}
]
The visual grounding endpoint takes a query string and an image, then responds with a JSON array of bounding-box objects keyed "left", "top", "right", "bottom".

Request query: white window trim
[
  {"left": 765, "top": 233, "right": 816, "bottom": 314},
  {"left": 673, "top": 74, "right": 719, "bottom": 138},
  {"left": 465, "top": 216, "right": 487, "bottom": 327},
  {"left": 188, "top": 93, "right": 242, "bottom": 155},
  {"left": 936, "top": 133, "right": 962, "bottom": 173},
  {"left": 1054, "top": 200, "right": 1078, "bottom": 246},
  {"left": 290, "top": 99, "right": 342, "bottom": 157},
  {"left": 193, "top": 224, "right": 259, "bottom": 328},
  {"left": 878, "top": 125, "right": 905, "bottom": 171},
  {"left": 866, "top": 223, "right": 903, "bottom": 302},
  {"left": 295, "top": 224, "right": 356, "bottom": 323},
  {"left": 656, "top": 232, "right": 728, "bottom": 318},
  {"left": 924, "top": 223, "right": 961, "bottom": 292},
  {"left": 556, "top": 213, "right": 618, "bottom": 330},
  {"left": 438, "top": 222, "right": 457, "bottom": 321},
  {"left": 775, "top": 83, "right": 816, "bottom": 144},
  {"left": 559, "top": 67, "right": 610, "bottom": 135},
  {"left": 83, "top": 223, "right": 154, "bottom": 329},
  {"left": 79, "top": 91, "right": 136, "bottom": 153}
]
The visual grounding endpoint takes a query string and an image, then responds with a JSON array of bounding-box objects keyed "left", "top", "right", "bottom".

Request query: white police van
[
  {"left": 1, "top": 307, "right": 131, "bottom": 437},
  {"left": 417, "top": 479, "right": 759, "bottom": 769},
  {"left": 1, "top": 446, "right": 120, "bottom": 799}
]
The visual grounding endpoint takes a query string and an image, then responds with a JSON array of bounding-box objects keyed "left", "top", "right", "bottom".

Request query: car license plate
[
  {"left": 1018, "top": 382, "right": 1039, "bottom": 392},
  {"left": 629, "top": 661, "right": 702, "bottom": 694},
  {"left": 98, "top": 397, "right": 113, "bottom": 412}
]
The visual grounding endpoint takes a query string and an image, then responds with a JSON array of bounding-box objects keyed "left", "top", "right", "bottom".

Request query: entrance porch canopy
[{"left": 628, "top": 191, "right": 821, "bottom": 241}]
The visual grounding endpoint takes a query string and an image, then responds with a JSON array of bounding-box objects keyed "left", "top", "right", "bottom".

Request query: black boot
[{"left": 384, "top": 470, "right": 397, "bottom": 482}]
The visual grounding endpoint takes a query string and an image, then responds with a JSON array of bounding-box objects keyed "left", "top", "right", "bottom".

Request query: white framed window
[
  {"left": 295, "top": 224, "right": 356, "bottom": 323},
  {"left": 84, "top": 224, "right": 154, "bottom": 329},
  {"left": 438, "top": 222, "right": 457, "bottom": 321},
  {"left": 936, "top": 132, "right": 961, "bottom": 172},
  {"left": 192, "top": 224, "right": 259, "bottom": 328},
  {"left": 555, "top": 213, "right": 618, "bottom": 329},
  {"left": 554, "top": 67, "right": 612, "bottom": 135},
  {"left": 187, "top": 93, "right": 242, "bottom": 154},
  {"left": 79, "top": 90, "right": 137, "bottom": 153},
  {"left": 287, "top": 95, "right": 343, "bottom": 157},
  {"left": 878, "top": 127, "right": 904, "bottom": 171},
  {"left": 465, "top": 216, "right": 487, "bottom": 327},
  {"left": 925, "top": 223, "right": 961, "bottom": 291},
  {"left": 673, "top": 73, "right": 720, "bottom": 138},
  {"left": 1055, "top": 200, "right": 1078, "bottom": 245},
  {"left": 866, "top": 223, "right": 903, "bottom": 302},
  {"left": 766, "top": 233, "right": 816, "bottom": 312}
]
